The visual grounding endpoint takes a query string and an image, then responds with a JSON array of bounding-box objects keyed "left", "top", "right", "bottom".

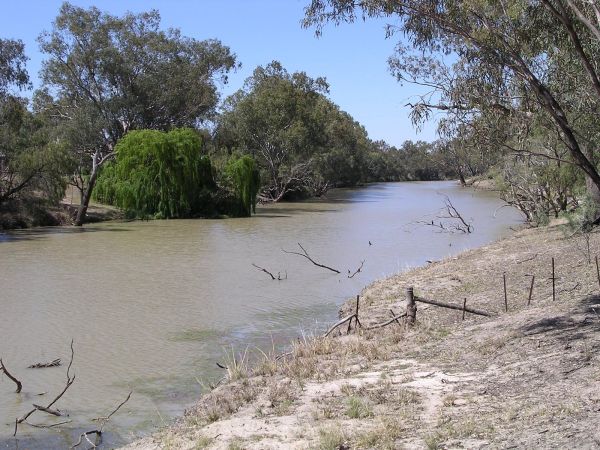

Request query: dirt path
[{"left": 124, "top": 224, "right": 600, "bottom": 449}]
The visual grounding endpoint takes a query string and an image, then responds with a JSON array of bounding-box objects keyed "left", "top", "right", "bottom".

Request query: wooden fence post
[
  {"left": 406, "top": 287, "right": 417, "bottom": 326},
  {"left": 527, "top": 275, "right": 535, "bottom": 306},
  {"left": 462, "top": 298, "right": 467, "bottom": 321},
  {"left": 596, "top": 256, "right": 600, "bottom": 287},
  {"left": 503, "top": 273, "right": 508, "bottom": 312},
  {"left": 552, "top": 257, "right": 556, "bottom": 302}
]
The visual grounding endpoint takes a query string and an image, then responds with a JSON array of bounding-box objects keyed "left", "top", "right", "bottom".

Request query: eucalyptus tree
[
  {"left": 304, "top": 0, "right": 600, "bottom": 219},
  {"left": 0, "top": 39, "right": 66, "bottom": 208},
  {"left": 218, "top": 61, "right": 331, "bottom": 201},
  {"left": 38, "top": 2, "right": 237, "bottom": 225}
]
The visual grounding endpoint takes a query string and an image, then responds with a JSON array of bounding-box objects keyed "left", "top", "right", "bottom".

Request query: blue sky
[{"left": 0, "top": 0, "right": 438, "bottom": 146}]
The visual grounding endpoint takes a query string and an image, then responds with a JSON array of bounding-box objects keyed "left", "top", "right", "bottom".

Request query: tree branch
[{"left": 282, "top": 243, "right": 340, "bottom": 273}]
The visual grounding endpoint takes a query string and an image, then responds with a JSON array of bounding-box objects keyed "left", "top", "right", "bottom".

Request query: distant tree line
[
  {"left": 1, "top": 2, "right": 455, "bottom": 226},
  {"left": 304, "top": 0, "right": 600, "bottom": 227}
]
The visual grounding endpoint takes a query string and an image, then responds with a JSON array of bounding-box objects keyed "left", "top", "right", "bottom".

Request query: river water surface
[{"left": 0, "top": 181, "right": 522, "bottom": 448}]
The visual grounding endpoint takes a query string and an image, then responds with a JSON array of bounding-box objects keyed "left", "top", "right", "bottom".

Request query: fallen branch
[
  {"left": 73, "top": 391, "right": 132, "bottom": 449},
  {"left": 28, "top": 358, "right": 61, "bottom": 369},
  {"left": 251, "top": 263, "right": 276, "bottom": 280},
  {"left": 26, "top": 420, "right": 72, "bottom": 429},
  {"left": 517, "top": 253, "right": 538, "bottom": 264},
  {"left": 71, "top": 430, "right": 101, "bottom": 449},
  {"left": 414, "top": 296, "right": 494, "bottom": 317},
  {"left": 93, "top": 391, "right": 132, "bottom": 429},
  {"left": 440, "top": 194, "right": 473, "bottom": 233},
  {"left": 347, "top": 260, "right": 365, "bottom": 279},
  {"left": 0, "top": 358, "right": 22, "bottom": 393},
  {"left": 365, "top": 313, "right": 408, "bottom": 330},
  {"left": 15, "top": 340, "right": 76, "bottom": 436},
  {"left": 282, "top": 243, "right": 340, "bottom": 274},
  {"left": 32, "top": 404, "right": 62, "bottom": 416},
  {"left": 323, "top": 314, "right": 355, "bottom": 337}
]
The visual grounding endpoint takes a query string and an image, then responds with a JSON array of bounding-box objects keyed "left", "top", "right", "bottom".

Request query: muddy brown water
[{"left": 0, "top": 182, "right": 522, "bottom": 448}]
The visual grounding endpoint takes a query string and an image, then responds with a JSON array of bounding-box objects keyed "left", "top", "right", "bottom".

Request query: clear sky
[{"left": 0, "top": 0, "right": 438, "bottom": 146}]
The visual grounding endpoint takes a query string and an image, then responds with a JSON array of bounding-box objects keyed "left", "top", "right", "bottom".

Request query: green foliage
[
  {"left": 0, "top": 40, "right": 67, "bottom": 208},
  {"left": 38, "top": 3, "right": 238, "bottom": 222},
  {"left": 304, "top": 0, "right": 600, "bottom": 222},
  {"left": 94, "top": 129, "right": 216, "bottom": 219},
  {"left": 225, "top": 155, "right": 260, "bottom": 217}
]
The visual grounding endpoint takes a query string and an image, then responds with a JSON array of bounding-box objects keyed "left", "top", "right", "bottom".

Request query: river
[{"left": 0, "top": 181, "right": 522, "bottom": 448}]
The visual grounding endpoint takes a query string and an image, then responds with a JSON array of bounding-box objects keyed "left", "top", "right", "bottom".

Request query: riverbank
[{"left": 122, "top": 222, "right": 600, "bottom": 449}]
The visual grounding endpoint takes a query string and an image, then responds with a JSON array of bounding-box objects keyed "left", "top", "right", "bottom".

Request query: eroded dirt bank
[{"left": 124, "top": 224, "right": 600, "bottom": 449}]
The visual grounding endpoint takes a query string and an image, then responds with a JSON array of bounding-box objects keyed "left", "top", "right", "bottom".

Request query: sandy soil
[{"left": 123, "top": 223, "right": 600, "bottom": 449}]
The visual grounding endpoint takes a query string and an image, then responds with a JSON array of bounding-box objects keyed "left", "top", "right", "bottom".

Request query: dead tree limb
[
  {"left": 324, "top": 315, "right": 355, "bottom": 337},
  {"left": 415, "top": 296, "right": 494, "bottom": 317},
  {"left": 28, "top": 358, "right": 61, "bottom": 369},
  {"left": 0, "top": 358, "right": 22, "bottom": 393},
  {"left": 389, "top": 309, "right": 403, "bottom": 327},
  {"left": 71, "top": 430, "right": 101, "bottom": 449},
  {"left": 282, "top": 243, "right": 340, "bottom": 274},
  {"left": 440, "top": 194, "right": 473, "bottom": 233},
  {"left": 15, "top": 340, "right": 76, "bottom": 436},
  {"left": 348, "top": 260, "right": 365, "bottom": 278},
  {"left": 73, "top": 391, "right": 132, "bottom": 449},
  {"left": 26, "top": 420, "right": 72, "bottom": 429},
  {"left": 251, "top": 263, "right": 276, "bottom": 280},
  {"left": 365, "top": 313, "right": 408, "bottom": 330},
  {"left": 93, "top": 391, "right": 132, "bottom": 430},
  {"left": 32, "top": 404, "right": 61, "bottom": 416}
]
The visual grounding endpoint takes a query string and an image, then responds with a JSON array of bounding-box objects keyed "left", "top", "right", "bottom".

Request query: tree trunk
[{"left": 74, "top": 162, "right": 100, "bottom": 227}]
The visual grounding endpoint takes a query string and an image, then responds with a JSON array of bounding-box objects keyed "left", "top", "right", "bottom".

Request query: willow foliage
[
  {"left": 94, "top": 129, "right": 216, "bottom": 218},
  {"left": 225, "top": 155, "right": 260, "bottom": 216}
]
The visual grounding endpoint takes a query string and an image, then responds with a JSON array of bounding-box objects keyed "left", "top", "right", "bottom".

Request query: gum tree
[
  {"left": 38, "top": 3, "right": 237, "bottom": 225},
  {"left": 304, "top": 0, "right": 600, "bottom": 219}
]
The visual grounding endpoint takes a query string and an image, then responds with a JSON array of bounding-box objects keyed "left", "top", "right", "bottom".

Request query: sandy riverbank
[{"left": 123, "top": 223, "right": 600, "bottom": 449}]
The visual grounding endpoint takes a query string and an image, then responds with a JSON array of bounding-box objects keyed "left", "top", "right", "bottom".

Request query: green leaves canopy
[{"left": 94, "top": 129, "right": 215, "bottom": 218}]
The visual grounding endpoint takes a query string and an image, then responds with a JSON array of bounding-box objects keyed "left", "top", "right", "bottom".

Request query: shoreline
[{"left": 123, "top": 222, "right": 600, "bottom": 449}]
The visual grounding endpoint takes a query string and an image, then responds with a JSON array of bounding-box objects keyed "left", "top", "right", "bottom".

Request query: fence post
[
  {"left": 527, "top": 275, "right": 535, "bottom": 306},
  {"left": 503, "top": 273, "right": 508, "bottom": 312},
  {"left": 406, "top": 287, "right": 417, "bottom": 326},
  {"left": 552, "top": 257, "right": 556, "bottom": 302}
]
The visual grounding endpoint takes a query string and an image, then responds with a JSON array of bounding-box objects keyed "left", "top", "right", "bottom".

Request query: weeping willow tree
[
  {"left": 94, "top": 128, "right": 216, "bottom": 218},
  {"left": 225, "top": 155, "right": 260, "bottom": 216}
]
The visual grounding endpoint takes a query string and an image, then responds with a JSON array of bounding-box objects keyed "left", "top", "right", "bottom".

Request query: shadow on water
[{"left": 0, "top": 226, "right": 131, "bottom": 243}]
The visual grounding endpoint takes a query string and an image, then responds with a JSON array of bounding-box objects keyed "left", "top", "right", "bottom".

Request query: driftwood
[
  {"left": 389, "top": 309, "right": 403, "bottom": 327},
  {"left": 324, "top": 314, "right": 355, "bottom": 337},
  {"left": 414, "top": 296, "right": 494, "bottom": 317},
  {"left": 26, "top": 420, "right": 72, "bottom": 429},
  {"left": 252, "top": 263, "right": 276, "bottom": 280},
  {"left": 32, "top": 404, "right": 61, "bottom": 416},
  {"left": 15, "top": 340, "right": 76, "bottom": 436},
  {"left": 72, "top": 391, "right": 132, "bottom": 449},
  {"left": 347, "top": 260, "right": 365, "bottom": 279},
  {"left": 71, "top": 430, "right": 101, "bottom": 449},
  {"left": 28, "top": 358, "right": 61, "bottom": 369},
  {"left": 282, "top": 243, "right": 340, "bottom": 274},
  {"left": 417, "top": 195, "right": 473, "bottom": 233},
  {"left": 324, "top": 296, "right": 362, "bottom": 337},
  {"left": 365, "top": 313, "right": 407, "bottom": 330},
  {"left": 0, "top": 358, "right": 22, "bottom": 393}
]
